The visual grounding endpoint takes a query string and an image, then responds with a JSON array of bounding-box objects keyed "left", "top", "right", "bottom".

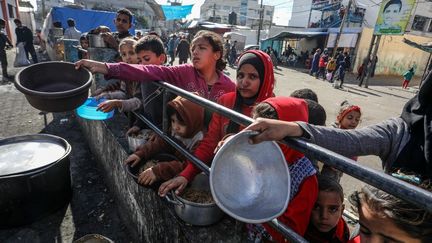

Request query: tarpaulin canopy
[
  {"left": 51, "top": 7, "right": 135, "bottom": 34},
  {"left": 265, "top": 31, "right": 327, "bottom": 41},
  {"left": 161, "top": 4, "right": 193, "bottom": 20},
  {"left": 403, "top": 38, "right": 432, "bottom": 53}
]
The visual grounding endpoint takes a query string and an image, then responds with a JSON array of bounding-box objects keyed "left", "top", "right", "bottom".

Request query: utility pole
[
  {"left": 41, "top": 0, "right": 46, "bottom": 22},
  {"left": 213, "top": 3, "right": 216, "bottom": 20},
  {"left": 332, "top": 0, "right": 352, "bottom": 58},
  {"left": 256, "top": 0, "right": 263, "bottom": 45},
  {"left": 364, "top": 35, "right": 381, "bottom": 88}
]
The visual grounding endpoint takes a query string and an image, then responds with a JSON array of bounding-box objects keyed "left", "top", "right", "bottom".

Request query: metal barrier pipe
[
  {"left": 132, "top": 112, "right": 210, "bottom": 175},
  {"left": 269, "top": 219, "right": 308, "bottom": 243},
  {"left": 154, "top": 81, "right": 432, "bottom": 213}
]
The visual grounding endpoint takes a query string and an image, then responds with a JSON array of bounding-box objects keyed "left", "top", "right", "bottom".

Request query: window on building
[
  {"left": 8, "top": 4, "right": 14, "bottom": 18},
  {"left": 266, "top": 10, "right": 272, "bottom": 16},
  {"left": 412, "top": 15, "right": 428, "bottom": 31}
]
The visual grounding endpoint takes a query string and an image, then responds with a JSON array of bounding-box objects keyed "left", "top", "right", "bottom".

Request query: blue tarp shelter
[
  {"left": 161, "top": 4, "right": 193, "bottom": 20},
  {"left": 50, "top": 7, "right": 135, "bottom": 34}
]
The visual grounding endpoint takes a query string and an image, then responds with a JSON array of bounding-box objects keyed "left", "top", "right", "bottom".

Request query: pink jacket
[{"left": 105, "top": 63, "right": 236, "bottom": 102}]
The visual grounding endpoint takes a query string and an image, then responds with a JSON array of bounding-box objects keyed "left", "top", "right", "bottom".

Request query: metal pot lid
[{"left": 0, "top": 134, "right": 70, "bottom": 177}]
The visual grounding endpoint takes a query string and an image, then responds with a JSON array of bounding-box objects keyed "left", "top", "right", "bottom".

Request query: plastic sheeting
[
  {"left": 50, "top": 7, "right": 135, "bottom": 34},
  {"left": 161, "top": 4, "right": 193, "bottom": 20}
]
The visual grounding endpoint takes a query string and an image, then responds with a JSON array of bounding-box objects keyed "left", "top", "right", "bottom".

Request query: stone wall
[{"left": 77, "top": 113, "right": 245, "bottom": 242}]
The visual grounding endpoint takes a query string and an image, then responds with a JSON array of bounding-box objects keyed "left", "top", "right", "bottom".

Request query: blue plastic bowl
[{"left": 76, "top": 97, "right": 114, "bottom": 120}]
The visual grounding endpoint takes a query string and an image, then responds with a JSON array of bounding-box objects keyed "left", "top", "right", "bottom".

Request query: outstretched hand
[
  {"left": 97, "top": 100, "right": 121, "bottom": 112},
  {"left": 246, "top": 118, "right": 303, "bottom": 144},
  {"left": 75, "top": 59, "right": 109, "bottom": 74}
]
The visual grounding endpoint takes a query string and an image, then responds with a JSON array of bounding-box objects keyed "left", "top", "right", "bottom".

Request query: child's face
[
  {"left": 311, "top": 191, "right": 344, "bottom": 233},
  {"left": 358, "top": 202, "right": 421, "bottom": 243},
  {"left": 170, "top": 114, "right": 187, "bottom": 137},
  {"left": 114, "top": 13, "right": 131, "bottom": 33},
  {"left": 80, "top": 39, "right": 89, "bottom": 49},
  {"left": 190, "top": 37, "right": 220, "bottom": 71},
  {"left": 120, "top": 44, "right": 138, "bottom": 64},
  {"left": 236, "top": 64, "right": 261, "bottom": 98},
  {"left": 137, "top": 50, "right": 165, "bottom": 65},
  {"left": 339, "top": 110, "right": 361, "bottom": 129}
]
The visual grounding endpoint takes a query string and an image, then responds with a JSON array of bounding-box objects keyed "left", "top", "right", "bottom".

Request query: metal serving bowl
[
  {"left": 210, "top": 131, "right": 291, "bottom": 223},
  {"left": 15, "top": 61, "right": 92, "bottom": 112}
]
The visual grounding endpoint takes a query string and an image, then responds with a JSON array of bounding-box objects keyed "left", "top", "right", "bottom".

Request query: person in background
[
  {"left": 310, "top": 48, "right": 321, "bottom": 76},
  {"left": 64, "top": 18, "right": 81, "bottom": 40},
  {"left": 135, "top": 31, "right": 143, "bottom": 40},
  {"left": 0, "top": 18, "right": 13, "bottom": 82},
  {"left": 14, "top": 19, "right": 38, "bottom": 64},
  {"left": 316, "top": 50, "right": 329, "bottom": 79},
  {"left": 167, "top": 34, "right": 179, "bottom": 65},
  {"left": 326, "top": 57, "right": 337, "bottom": 82},
  {"left": 402, "top": 67, "right": 415, "bottom": 89},
  {"left": 229, "top": 40, "right": 237, "bottom": 66},
  {"left": 223, "top": 39, "right": 231, "bottom": 63},
  {"left": 78, "top": 35, "right": 89, "bottom": 60},
  {"left": 304, "top": 176, "right": 350, "bottom": 243},
  {"left": 290, "top": 88, "right": 319, "bottom": 103},
  {"left": 124, "top": 96, "right": 205, "bottom": 186},
  {"left": 101, "top": 8, "right": 133, "bottom": 50},
  {"left": 176, "top": 35, "right": 190, "bottom": 64}
]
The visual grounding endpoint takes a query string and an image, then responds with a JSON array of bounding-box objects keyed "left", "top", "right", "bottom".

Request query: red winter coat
[
  {"left": 304, "top": 217, "right": 351, "bottom": 243},
  {"left": 259, "top": 97, "right": 318, "bottom": 241},
  {"left": 180, "top": 50, "right": 275, "bottom": 182}
]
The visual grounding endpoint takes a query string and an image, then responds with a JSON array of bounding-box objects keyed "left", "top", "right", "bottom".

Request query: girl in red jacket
[
  {"left": 249, "top": 96, "right": 318, "bottom": 241},
  {"left": 158, "top": 49, "right": 275, "bottom": 196}
]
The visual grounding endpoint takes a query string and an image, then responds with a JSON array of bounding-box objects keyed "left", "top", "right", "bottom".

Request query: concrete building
[
  {"left": 36, "top": 0, "right": 73, "bottom": 15},
  {"left": 200, "top": 0, "right": 274, "bottom": 29},
  {"left": 1, "top": 0, "right": 21, "bottom": 44}
]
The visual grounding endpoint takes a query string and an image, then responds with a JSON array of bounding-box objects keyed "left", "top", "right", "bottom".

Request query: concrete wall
[
  {"left": 77, "top": 114, "right": 245, "bottom": 242},
  {"left": 354, "top": 27, "right": 431, "bottom": 77}
]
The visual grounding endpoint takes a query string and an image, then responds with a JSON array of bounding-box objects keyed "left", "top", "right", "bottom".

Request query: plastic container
[
  {"left": 127, "top": 129, "right": 152, "bottom": 152},
  {"left": 76, "top": 97, "right": 114, "bottom": 120}
]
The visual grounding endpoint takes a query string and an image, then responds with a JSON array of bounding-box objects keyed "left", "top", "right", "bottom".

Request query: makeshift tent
[
  {"left": 161, "top": 5, "right": 193, "bottom": 20},
  {"left": 49, "top": 7, "right": 135, "bottom": 34}
]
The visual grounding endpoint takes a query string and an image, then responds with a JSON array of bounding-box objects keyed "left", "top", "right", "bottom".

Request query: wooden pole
[
  {"left": 332, "top": 0, "right": 352, "bottom": 58},
  {"left": 365, "top": 35, "right": 381, "bottom": 88}
]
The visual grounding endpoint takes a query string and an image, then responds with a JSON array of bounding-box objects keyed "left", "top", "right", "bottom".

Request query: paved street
[{"left": 0, "top": 51, "right": 417, "bottom": 239}]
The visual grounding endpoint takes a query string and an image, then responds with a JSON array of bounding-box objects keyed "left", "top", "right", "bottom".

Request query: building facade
[
  {"left": 1, "top": 0, "right": 21, "bottom": 44},
  {"left": 200, "top": 0, "right": 274, "bottom": 29}
]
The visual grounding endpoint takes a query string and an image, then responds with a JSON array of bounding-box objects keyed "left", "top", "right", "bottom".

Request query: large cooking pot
[
  {"left": 210, "top": 131, "right": 291, "bottom": 224},
  {"left": 14, "top": 61, "right": 92, "bottom": 112},
  {"left": 165, "top": 173, "right": 224, "bottom": 226},
  {"left": 88, "top": 34, "right": 107, "bottom": 48},
  {"left": 0, "top": 134, "right": 72, "bottom": 228}
]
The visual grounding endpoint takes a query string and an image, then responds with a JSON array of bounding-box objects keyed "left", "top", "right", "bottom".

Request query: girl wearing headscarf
[
  {"left": 158, "top": 50, "right": 275, "bottom": 196},
  {"left": 251, "top": 96, "right": 318, "bottom": 241}
]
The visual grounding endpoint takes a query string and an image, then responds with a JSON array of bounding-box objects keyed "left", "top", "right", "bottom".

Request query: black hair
[
  {"left": 67, "top": 18, "right": 75, "bottom": 27},
  {"left": 350, "top": 185, "right": 432, "bottom": 243},
  {"left": 383, "top": 0, "right": 402, "bottom": 12},
  {"left": 53, "top": 21, "right": 62, "bottom": 28},
  {"left": 134, "top": 35, "right": 165, "bottom": 56},
  {"left": 117, "top": 8, "right": 133, "bottom": 24},
  {"left": 317, "top": 176, "right": 344, "bottom": 202},
  {"left": 14, "top": 19, "right": 22, "bottom": 25},
  {"left": 290, "top": 88, "right": 318, "bottom": 103},
  {"left": 192, "top": 30, "right": 226, "bottom": 71},
  {"left": 80, "top": 34, "right": 88, "bottom": 41},
  {"left": 167, "top": 105, "right": 185, "bottom": 124},
  {"left": 252, "top": 102, "right": 278, "bottom": 120},
  {"left": 305, "top": 99, "right": 327, "bottom": 126}
]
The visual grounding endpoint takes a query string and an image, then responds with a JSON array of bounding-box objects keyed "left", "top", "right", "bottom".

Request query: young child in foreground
[
  {"left": 124, "top": 96, "right": 204, "bottom": 185},
  {"left": 304, "top": 176, "right": 350, "bottom": 243}
]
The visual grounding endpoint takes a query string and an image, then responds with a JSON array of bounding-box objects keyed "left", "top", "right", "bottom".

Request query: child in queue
[
  {"left": 124, "top": 95, "right": 204, "bottom": 186},
  {"left": 248, "top": 96, "right": 318, "bottom": 241},
  {"left": 78, "top": 35, "right": 89, "bottom": 60},
  {"left": 323, "top": 101, "right": 362, "bottom": 182},
  {"left": 95, "top": 38, "right": 142, "bottom": 115},
  {"left": 349, "top": 180, "right": 432, "bottom": 243},
  {"left": 158, "top": 50, "right": 275, "bottom": 197},
  {"left": 75, "top": 30, "right": 236, "bottom": 103},
  {"left": 304, "top": 176, "right": 350, "bottom": 243}
]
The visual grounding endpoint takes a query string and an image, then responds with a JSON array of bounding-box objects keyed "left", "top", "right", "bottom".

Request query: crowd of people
[
  {"left": 0, "top": 6, "right": 428, "bottom": 242},
  {"left": 71, "top": 8, "right": 432, "bottom": 243}
]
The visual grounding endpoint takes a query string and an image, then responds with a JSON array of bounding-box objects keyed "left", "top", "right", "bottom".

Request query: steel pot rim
[
  {"left": 14, "top": 61, "right": 92, "bottom": 98},
  {"left": 0, "top": 133, "right": 72, "bottom": 178}
]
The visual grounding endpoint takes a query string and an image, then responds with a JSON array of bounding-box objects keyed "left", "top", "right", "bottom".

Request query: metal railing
[{"left": 133, "top": 81, "right": 432, "bottom": 243}]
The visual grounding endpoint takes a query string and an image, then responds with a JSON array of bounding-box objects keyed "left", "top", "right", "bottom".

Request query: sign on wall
[{"left": 374, "top": 0, "right": 416, "bottom": 35}]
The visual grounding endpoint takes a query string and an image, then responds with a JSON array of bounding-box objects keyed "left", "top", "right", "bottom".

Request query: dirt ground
[{"left": 0, "top": 82, "right": 132, "bottom": 242}]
